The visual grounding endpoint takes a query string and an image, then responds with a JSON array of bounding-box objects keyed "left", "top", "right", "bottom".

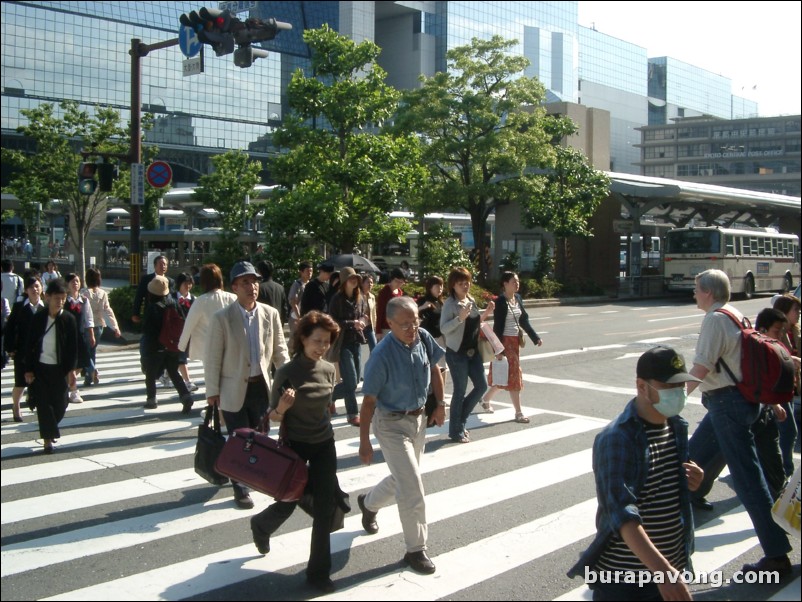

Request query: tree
[
  {"left": 394, "top": 36, "right": 559, "bottom": 284},
  {"left": 2, "top": 101, "right": 129, "bottom": 280},
  {"left": 268, "top": 25, "right": 427, "bottom": 254},
  {"left": 519, "top": 118, "right": 610, "bottom": 280},
  {"left": 417, "top": 222, "right": 472, "bottom": 282},
  {"left": 192, "top": 150, "right": 261, "bottom": 275}
]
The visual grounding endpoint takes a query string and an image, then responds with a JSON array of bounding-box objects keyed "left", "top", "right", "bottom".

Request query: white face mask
[{"left": 647, "top": 383, "right": 687, "bottom": 418}]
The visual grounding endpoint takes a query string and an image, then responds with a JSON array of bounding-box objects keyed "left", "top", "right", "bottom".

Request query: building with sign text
[{"left": 637, "top": 115, "right": 801, "bottom": 197}]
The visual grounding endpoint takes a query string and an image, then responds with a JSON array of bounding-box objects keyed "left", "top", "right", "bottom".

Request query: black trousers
[
  {"left": 252, "top": 437, "right": 337, "bottom": 580},
  {"left": 144, "top": 350, "right": 189, "bottom": 401},
  {"left": 222, "top": 378, "right": 269, "bottom": 499},
  {"left": 32, "top": 363, "right": 69, "bottom": 440}
]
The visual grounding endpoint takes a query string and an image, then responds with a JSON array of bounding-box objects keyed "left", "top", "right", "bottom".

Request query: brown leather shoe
[
  {"left": 404, "top": 550, "right": 436, "bottom": 574},
  {"left": 741, "top": 555, "right": 792, "bottom": 578}
]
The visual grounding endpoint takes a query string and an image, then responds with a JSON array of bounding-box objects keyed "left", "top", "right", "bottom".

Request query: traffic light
[
  {"left": 233, "top": 17, "right": 292, "bottom": 46},
  {"left": 97, "top": 162, "right": 117, "bottom": 192},
  {"left": 179, "top": 7, "right": 236, "bottom": 56},
  {"left": 78, "top": 162, "right": 97, "bottom": 195},
  {"left": 233, "top": 46, "right": 269, "bottom": 69}
]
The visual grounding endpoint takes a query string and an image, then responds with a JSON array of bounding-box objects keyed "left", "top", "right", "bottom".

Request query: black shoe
[
  {"left": 144, "top": 398, "right": 158, "bottom": 409},
  {"left": 358, "top": 493, "right": 378, "bottom": 534},
  {"left": 249, "top": 517, "right": 270, "bottom": 555},
  {"left": 306, "top": 575, "right": 335, "bottom": 593},
  {"left": 235, "top": 494, "right": 254, "bottom": 510},
  {"left": 180, "top": 396, "right": 193, "bottom": 415},
  {"left": 83, "top": 378, "right": 93, "bottom": 387},
  {"left": 742, "top": 555, "right": 792, "bottom": 579},
  {"left": 691, "top": 497, "right": 714, "bottom": 511},
  {"left": 403, "top": 550, "right": 436, "bottom": 575}
]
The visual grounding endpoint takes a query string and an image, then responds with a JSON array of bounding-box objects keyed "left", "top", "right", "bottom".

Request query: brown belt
[
  {"left": 247, "top": 375, "right": 264, "bottom": 383},
  {"left": 391, "top": 406, "right": 425, "bottom": 417}
]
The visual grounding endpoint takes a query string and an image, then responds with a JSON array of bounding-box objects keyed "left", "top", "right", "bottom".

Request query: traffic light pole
[{"left": 128, "top": 37, "right": 178, "bottom": 285}]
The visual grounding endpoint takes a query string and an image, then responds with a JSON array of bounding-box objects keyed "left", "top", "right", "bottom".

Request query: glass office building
[{"left": 0, "top": 0, "right": 769, "bottom": 185}]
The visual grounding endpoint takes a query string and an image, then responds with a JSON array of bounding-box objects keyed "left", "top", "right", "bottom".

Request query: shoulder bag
[
  {"left": 508, "top": 298, "right": 526, "bottom": 348},
  {"left": 215, "top": 420, "right": 308, "bottom": 502},
  {"left": 194, "top": 405, "right": 229, "bottom": 486}
]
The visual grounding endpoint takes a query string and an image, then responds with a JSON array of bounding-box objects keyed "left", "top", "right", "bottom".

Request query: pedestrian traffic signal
[
  {"left": 78, "top": 162, "right": 97, "bottom": 195},
  {"left": 179, "top": 7, "right": 235, "bottom": 56},
  {"left": 97, "top": 162, "right": 117, "bottom": 192},
  {"left": 233, "top": 46, "right": 269, "bottom": 69}
]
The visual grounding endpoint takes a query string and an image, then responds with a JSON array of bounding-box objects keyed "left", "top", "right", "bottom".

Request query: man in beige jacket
[{"left": 205, "top": 261, "right": 289, "bottom": 509}]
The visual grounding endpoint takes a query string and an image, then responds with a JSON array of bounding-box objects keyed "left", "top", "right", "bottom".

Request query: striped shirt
[{"left": 596, "top": 420, "right": 686, "bottom": 572}]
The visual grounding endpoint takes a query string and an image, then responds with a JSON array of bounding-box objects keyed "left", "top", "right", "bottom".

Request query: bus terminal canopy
[{"left": 607, "top": 172, "right": 801, "bottom": 230}]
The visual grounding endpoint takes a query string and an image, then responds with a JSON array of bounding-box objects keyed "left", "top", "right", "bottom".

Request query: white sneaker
[
  {"left": 185, "top": 381, "right": 199, "bottom": 392},
  {"left": 160, "top": 375, "right": 171, "bottom": 386},
  {"left": 69, "top": 390, "right": 84, "bottom": 404}
]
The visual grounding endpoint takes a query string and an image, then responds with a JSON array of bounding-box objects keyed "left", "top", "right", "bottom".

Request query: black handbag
[
  {"left": 298, "top": 480, "right": 351, "bottom": 533},
  {"left": 194, "top": 405, "right": 229, "bottom": 486}
]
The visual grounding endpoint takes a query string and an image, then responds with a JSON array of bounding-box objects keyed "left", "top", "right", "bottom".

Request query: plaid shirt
[{"left": 567, "top": 399, "right": 695, "bottom": 578}]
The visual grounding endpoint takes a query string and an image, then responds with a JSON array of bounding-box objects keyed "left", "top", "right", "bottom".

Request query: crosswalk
[{"left": 2, "top": 347, "right": 799, "bottom": 600}]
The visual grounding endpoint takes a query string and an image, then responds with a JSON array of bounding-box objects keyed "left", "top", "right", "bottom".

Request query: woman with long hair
[
  {"left": 328, "top": 267, "right": 368, "bottom": 425},
  {"left": 482, "top": 271, "right": 542, "bottom": 422},
  {"left": 418, "top": 275, "right": 444, "bottom": 342},
  {"left": 440, "top": 267, "right": 494, "bottom": 443},
  {"left": 250, "top": 310, "right": 342, "bottom": 593},
  {"left": 84, "top": 267, "right": 121, "bottom": 385}
]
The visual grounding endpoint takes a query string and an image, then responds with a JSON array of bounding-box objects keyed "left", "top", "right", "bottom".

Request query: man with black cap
[
  {"left": 300, "top": 262, "right": 334, "bottom": 316},
  {"left": 568, "top": 346, "right": 703, "bottom": 601},
  {"left": 205, "top": 261, "right": 290, "bottom": 509}
]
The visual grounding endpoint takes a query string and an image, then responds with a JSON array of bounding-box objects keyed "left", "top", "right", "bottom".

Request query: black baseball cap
[{"left": 636, "top": 346, "right": 701, "bottom": 384}]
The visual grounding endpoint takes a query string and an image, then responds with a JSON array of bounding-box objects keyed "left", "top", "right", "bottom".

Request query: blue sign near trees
[{"left": 179, "top": 25, "right": 202, "bottom": 58}]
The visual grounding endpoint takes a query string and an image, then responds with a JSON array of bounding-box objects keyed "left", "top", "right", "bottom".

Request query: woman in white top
[
  {"left": 178, "top": 263, "right": 236, "bottom": 363},
  {"left": 84, "top": 267, "right": 121, "bottom": 385},
  {"left": 41, "top": 261, "right": 61, "bottom": 287}
]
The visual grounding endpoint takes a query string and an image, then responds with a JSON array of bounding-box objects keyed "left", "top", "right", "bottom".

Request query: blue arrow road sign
[{"left": 179, "top": 25, "right": 202, "bottom": 58}]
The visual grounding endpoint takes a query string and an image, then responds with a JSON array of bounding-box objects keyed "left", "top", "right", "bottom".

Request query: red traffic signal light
[{"left": 180, "top": 7, "right": 236, "bottom": 56}]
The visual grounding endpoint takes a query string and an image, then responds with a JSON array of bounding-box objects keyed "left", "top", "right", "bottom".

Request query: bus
[{"left": 663, "top": 226, "right": 800, "bottom": 298}]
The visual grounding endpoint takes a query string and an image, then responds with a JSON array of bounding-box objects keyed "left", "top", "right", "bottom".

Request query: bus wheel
[
  {"left": 743, "top": 275, "right": 755, "bottom": 300},
  {"left": 782, "top": 274, "right": 793, "bottom": 293}
]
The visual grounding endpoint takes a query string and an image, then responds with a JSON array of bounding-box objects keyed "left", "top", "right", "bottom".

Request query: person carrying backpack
[
  {"left": 686, "top": 269, "right": 792, "bottom": 578},
  {"left": 142, "top": 275, "right": 193, "bottom": 413}
]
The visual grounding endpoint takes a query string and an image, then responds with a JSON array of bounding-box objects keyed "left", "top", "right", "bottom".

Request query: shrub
[
  {"left": 520, "top": 277, "right": 563, "bottom": 299},
  {"left": 108, "top": 285, "right": 140, "bottom": 332}
]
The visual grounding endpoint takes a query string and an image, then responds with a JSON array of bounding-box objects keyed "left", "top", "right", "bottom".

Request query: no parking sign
[{"left": 146, "top": 161, "right": 172, "bottom": 189}]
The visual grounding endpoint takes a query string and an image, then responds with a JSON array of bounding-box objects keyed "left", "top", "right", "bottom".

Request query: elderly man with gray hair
[
  {"left": 357, "top": 296, "right": 446, "bottom": 575},
  {"left": 687, "top": 269, "right": 791, "bottom": 578}
]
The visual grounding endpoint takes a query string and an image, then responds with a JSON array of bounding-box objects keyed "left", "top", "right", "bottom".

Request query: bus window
[{"left": 665, "top": 229, "right": 721, "bottom": 254}]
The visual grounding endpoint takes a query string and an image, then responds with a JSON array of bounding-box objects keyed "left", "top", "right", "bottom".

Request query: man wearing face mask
[{"left": 568, "top": 347, "right": 703, "bottom": 601}]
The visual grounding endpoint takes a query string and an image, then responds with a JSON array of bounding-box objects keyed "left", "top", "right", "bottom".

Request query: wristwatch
[{"left": 437, "top": 399, "right": 446, "bottom": 407}]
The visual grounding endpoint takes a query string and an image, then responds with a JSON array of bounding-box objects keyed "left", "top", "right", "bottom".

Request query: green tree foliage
[
  {"left": 269, "top": 25, "right": 427, "bottom": 254},
  {"left": 417, "top": 222, "right": 472, "bottom": 282},
  {"left": 394, "top": 36, "right": 558, "bottom": 283},
  {"left": 1, "top": 101, "right": 129, "bottom": 280},
  {"left": 192, "top": 150, "right": 261, "bottom": 275},
  {"left": 519, "top": 120, "right": 610, "bottom": 238}
]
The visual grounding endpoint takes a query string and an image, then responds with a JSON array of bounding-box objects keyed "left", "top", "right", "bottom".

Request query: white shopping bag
[{"left": 491, "top": 356, "right": 509, "bottom": 387}]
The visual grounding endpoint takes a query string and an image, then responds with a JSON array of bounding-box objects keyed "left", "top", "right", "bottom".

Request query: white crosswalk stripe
[{"left": 2, "top": 348, "right": 798, "bottom": 600}]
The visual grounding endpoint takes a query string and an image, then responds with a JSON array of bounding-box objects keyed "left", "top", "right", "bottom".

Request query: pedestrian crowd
[{"left": 2, "top": 255, "right": 799, "bottom": 597}]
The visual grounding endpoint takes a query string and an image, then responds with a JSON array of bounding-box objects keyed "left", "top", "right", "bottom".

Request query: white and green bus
[{"left": 664, "top": 226, "right": 800, "bottom": 298}]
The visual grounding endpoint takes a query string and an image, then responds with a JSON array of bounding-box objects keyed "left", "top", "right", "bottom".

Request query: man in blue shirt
[
  {"left": 568, "top": 346, "right": 704, "bottom": 601},
  {"left": 357, "top": 296, "right": 445, "bottom": 574}
]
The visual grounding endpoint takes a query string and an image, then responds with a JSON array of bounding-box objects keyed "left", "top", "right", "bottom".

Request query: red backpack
[
  {"left": 158, "top": 305, "right": 184, "bottom": 353},
  {"left": 715, "top": 309, "right": 795, "bottom": 404}
]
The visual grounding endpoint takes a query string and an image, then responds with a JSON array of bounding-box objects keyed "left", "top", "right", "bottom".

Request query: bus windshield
[{"left": 665, "top": 230, "right": 721, "bottom": 254}]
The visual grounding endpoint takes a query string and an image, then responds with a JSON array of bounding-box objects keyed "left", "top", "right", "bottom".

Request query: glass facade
[{"left": 0, "top": 0, "right": 778, "bottom": 184}]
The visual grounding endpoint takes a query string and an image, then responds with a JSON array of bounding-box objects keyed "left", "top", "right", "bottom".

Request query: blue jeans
[
  {"left": 87, "top": 326, "right": 103, "bottom": 378},
  {"left": 364, "top": 325, "right": 377, "bottom": 352},
  {"left": 333, "top": 341, "right": 361, "bottom": 417},
  {"left": 689, "top": 388, "right": 791, "bottom": 558},
  {"left": 777, "top": 401, "right": 797, "bottom": 477},
  {"left": 445, "top": 349, "right": 487, "bottom": 440}
]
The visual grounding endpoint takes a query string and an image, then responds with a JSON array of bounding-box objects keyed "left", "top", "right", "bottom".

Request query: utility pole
[{"left": 128, "top": 37, "right": 178, "bottom": 285}]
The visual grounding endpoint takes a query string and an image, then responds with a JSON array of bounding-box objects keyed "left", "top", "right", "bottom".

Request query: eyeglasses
[{"left": 395, "top": 319, "right": 421, "bottom": 332}]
